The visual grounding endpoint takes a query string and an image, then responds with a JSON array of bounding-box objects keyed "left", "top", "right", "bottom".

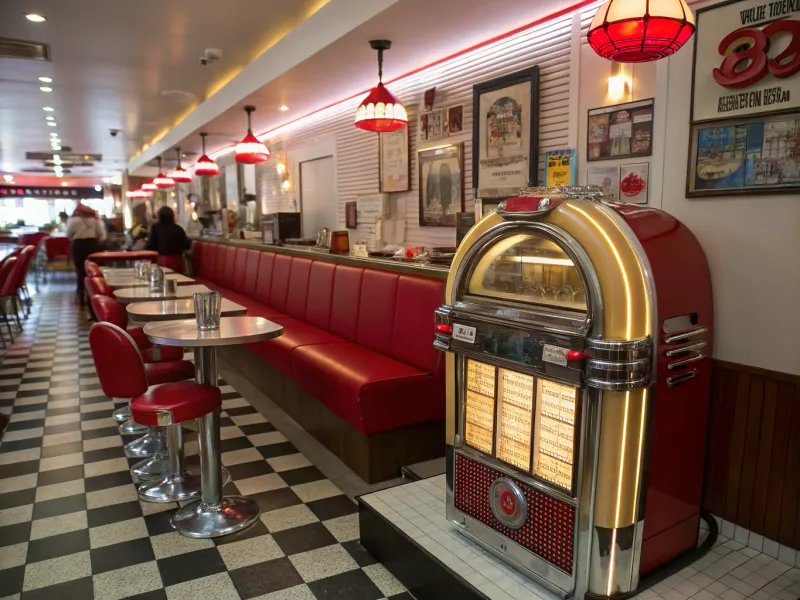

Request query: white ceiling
[
  {"left": 131, "top": 0, "right": 584, "bottom": 173},
  {"left": 0, "top": 0, "right": 332, "bottom": 180}
]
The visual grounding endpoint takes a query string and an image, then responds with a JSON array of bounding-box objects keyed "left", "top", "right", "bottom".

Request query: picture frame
[
  {"left": 447, "top": 105, "right": 464, "bottom": 136},
  {"left": 379, "top": 125, "right": 410, "bottom": 193},
  {"left": 587, "top": 98, "right": 654, "bottom": 161},
  {"left": 345, "top": 201, "right": 358, "bottom": 229},
  {"left": 686, "top": 112, "right": 800, "bottom": 197},
  {"left": 619, "top": 163, "right": 649, "bottom": 204},
  {"left": 418, "top": 142, "right": 464, "bottom": 227},
  {"left": 472, "top": 66, "right": 539, "bottom": 200},
  {"left": 586, "top": 165, "right": 621, "bottom": 202}
]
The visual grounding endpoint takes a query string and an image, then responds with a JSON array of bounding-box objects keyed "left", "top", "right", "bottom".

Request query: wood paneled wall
[{"left": 703, "top": 359, "right": 800, "bottom": 549}]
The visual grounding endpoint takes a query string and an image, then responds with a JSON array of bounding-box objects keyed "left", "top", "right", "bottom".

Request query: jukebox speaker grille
[{"left": 454, "top": 453, "right": 575, "bottom": 574}]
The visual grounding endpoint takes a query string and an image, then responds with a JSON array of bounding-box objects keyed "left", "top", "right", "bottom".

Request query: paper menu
[
  {"left": 496, "top": 369, "right": 534, "bottom": 471},
  {"left": 465, "top": 389, "right": 495, "bottom": 454},
  {"left": 467, "top": 360, "right": 496, "bottom": 397}
]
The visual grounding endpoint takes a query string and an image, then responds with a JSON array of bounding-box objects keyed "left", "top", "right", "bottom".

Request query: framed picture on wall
[
  {"left": 379, "top": 125, "right": 410, "bottom": 193},
  {"left": 619, "top": 163, "right": 649, "bottom": 204},
  {"left": 472, "top": 66, "right": 539, "bottom": 200},
  {"left": 345, "top": 201, "right": 358, "bottom": 229},
  {"left": 586, "top": 165, "right": 620, "bottom": 202},
  {"left": 587, "top": 99, "right": 654, "bottom": 161},
  {"left": 418, "top": 142, "right": 464, "bottom": 227}
]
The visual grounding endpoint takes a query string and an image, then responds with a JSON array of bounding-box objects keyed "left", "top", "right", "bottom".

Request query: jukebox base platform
[{"left": 358, "top": 475, "right": 562, "bottom": 600}]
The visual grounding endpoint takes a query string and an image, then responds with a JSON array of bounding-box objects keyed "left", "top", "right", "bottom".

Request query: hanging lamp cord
[{"left": 377, "top": 49, "right": 384, "bottom": 83}]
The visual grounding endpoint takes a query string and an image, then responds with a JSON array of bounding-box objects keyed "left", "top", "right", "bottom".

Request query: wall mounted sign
[
  {"left": 545, "top": 149, "right": 577, "bottom": 186},
  {"left": 0, "top": 186, "right": 103, "bottom": 199},
  {"left": 379, "top": 125, "right": 410, "bottom": 192},
  {"left": 472, "top": 66, "right": 540, "bottom": 200},
  {"left": 620, "top": 163, "right": 649, "bottom": 204},
  {"left": 587, "top": 99, "right": 654, "bottom": 161},
  {"left": 418, "top": 142, "right": 464, "bottom": 227},
  {"left": 586, "top": 165, "right": 621, "bottom": 201},
  {"left": 691, "top": 0, "right": 800, "bottom": 123}
]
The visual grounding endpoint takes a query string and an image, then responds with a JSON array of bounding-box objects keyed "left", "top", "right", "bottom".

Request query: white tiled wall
[{"left": 361, "top": 476, "right": 800, "bottom": 600}]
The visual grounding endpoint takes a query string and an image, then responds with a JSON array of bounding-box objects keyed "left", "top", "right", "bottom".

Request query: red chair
[
  {"left": 85, "top": 261, "right": 103, "bottom": 277},
  {"left": 14, "top": 246, "right": 36, "bottom": 317},
  {"left": 157, "top": 254, "right": 185, "bottom": 274},
  {"left": 0, "top": 258, "right": 20, "bottom": 344},
  {"left": 89, "top": 322, "right": 219, "bottom": 503},
  {"left": 45, "top": 236, "right": 70, "bottom": 261}
]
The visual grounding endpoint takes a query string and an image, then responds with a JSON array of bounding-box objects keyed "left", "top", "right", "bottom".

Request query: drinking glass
[
  {"left": 149, "top": 266, "right": 164, "bottom": 292},
  {"left": 194, "top": 291, "right": 222, "bottom": 330},
  {"left": 163, "top": 278, "right": 178, "bottom": 295}
]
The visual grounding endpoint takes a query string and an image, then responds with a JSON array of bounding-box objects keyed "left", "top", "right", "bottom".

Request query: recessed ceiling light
[
  {"left": 50, "top": 132, "right": 58, "bottom": 136},
  {"left": 46, "top": 116, "right": 54, "bottom": 121},
  {"left": 47, "top": 122, "right": 57, "bottom": 126},
  {"left": 40, "top": 86, "right": 52, "bottom": 92},
  {"left": 56, "top": 173, "right": 64, "bottom": 178},
  {"left": 94, "top": 185, "right": 102, "bottom": 192},
  {"left": 280, "top": 105, "right": 289, "bottom": 111},
  {"left": 26, "top": 13, "right": 46, "bottom": 22},
  {"left": 39, "top": 76, "right": 52, "bottom": 83},
  {"left": 3, "top": 175, "right": 14, "bottom": 183},
  {"left": 43, "top": 107, "right": 54, "bottom": 112}
]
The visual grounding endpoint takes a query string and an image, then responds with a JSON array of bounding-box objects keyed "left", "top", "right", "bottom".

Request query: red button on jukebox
[{"left": 489, "top": 478, "right": 527, "bottom": 529}]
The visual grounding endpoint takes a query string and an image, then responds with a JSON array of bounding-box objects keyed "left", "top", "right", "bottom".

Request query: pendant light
[
  {"left": 126, "top": 189, "right": 148, "bottom": 199},
  {"left": 588, "top": 0, "right": 695, "bottom": 62},
  {"left": 141, "top": 181, "right": 157, "bottom": 192},
  {"left": 170, "top": 147, "right": 192, "bottom": 183},
  {"left": 235, "top": 106, "right": 270, "bottom": 164},
  {"left": 355, "top": 40, "right": 407, "bottom": 133},
  {"left": 153, "top": 157, "right": 175, "bottom": 189},
  {"left": 194, "top": 132, "right": 220, "bottom": 177}
]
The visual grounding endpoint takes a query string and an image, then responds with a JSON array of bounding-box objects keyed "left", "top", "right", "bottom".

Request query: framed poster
[
  {"left": 545, "top": 149, "right": 577, "bottom": 186},
  {"left": 447, "top": 105, "right": 464, "bottom": 136},
  {"left": 587, "top": 99, "right": 654, "bottom": 161},
  {"left": 691, "top": 0, "right": 800, "bottom": 123},
  {"left": 418, "top": 142, "right": 464, "bottom": 227},
  {"left": 472, "top": 66, "right": 540, "bottom": 200},
  {"left": 620, "top": 163, "right": 649, "bottom": 204},
  {"left": 587, "top": 165, "right": 621, "bottom": 202},
  {"left": 345, "top": 201, "right": 358, "bottom": 229},
  {"left": 687, "top": 112, "right": 800, "bottom": 196},
  {"left": 379, "top": 125, "right": 410, "bottom": 192}
]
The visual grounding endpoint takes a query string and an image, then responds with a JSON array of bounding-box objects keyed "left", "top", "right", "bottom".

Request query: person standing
[
  {"left": 66, "top": 203, "right": 106, "bottom": 304},
  {"left": 145, "top": 206, "right": 191, "bottom": 273}
]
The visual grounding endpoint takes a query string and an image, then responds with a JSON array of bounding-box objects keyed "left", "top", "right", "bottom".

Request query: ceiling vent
[{"left": 0, "top": 37, "right": 50, "bottom": 61}]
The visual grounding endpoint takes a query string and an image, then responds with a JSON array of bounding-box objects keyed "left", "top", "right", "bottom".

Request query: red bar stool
[
  {"left": 89, "top": 322, "right": 197, "bottom": 484},
  {"left": 89, "top": 322, "right": 221, "bottom": 503},
  {"left": 85, "top": 260, "right": 103, "bottom": 277}
]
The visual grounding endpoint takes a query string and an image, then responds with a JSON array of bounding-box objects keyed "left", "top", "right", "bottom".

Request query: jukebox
[{"left": 434, "top": 188, "right": 713, "bottom": 599}]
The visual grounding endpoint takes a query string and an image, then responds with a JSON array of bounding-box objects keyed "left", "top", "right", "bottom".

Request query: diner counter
[{"left": 192, "top": 236, "right": 449, "bottom": 280}]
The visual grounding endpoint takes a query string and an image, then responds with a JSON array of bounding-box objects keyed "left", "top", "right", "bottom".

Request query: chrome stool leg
[
  {"left": 119, "top": 418, "right": 148, "bottom": 435},
  {"left": 113, "top": 402, "right": 131, "bottom": 423},
  {"left": 139, "top": 424, "right": 202, "bottom": 503},
  {"left": 130, "top": 428, "right": 169, "bottom": 482},
  {"left": 124, "top": 427, "right": 163, "bottom": 458}
]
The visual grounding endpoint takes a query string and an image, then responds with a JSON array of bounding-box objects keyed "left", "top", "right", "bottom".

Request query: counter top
[{"left": 193, "top": 236, "right": 449, "bottom": 280}]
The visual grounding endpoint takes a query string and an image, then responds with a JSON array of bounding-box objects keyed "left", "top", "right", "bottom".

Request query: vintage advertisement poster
[
  {"left": 496, "top": 369, "right": 534, "bottom": 471},
  {"left": 692, "top": 0, "right": 800, "bottom": 122},
  {"left": 587, "top": 165, "right": 621, "bottom": 201},
  {"left": 379, "top": 126, "right": 410, "bottom": 192},
  {"left": 689, "top": 114, "right": 800, "bottom": 194},
  {"left": 532, "top": 379, "right": 577, "bottom": 491},
  {"left": 477, "top": 81, "right": 532, "bottom": 198},
  {"left": 587, "top": 99, "right": 654, "bottom": 160},
  {"left": 545, "top": 149, "right": 577, "bottom": 186},
  {"left": 620, "top": 163, "right": 649, "bottom": 204},
  {"left": 418, "top": 143, "right": 464, "bottom": 227}
]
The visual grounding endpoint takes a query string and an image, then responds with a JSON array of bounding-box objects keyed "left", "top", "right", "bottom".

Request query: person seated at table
[
  {"left": 145, "top": 206, "right": 191, "bottom": 274},
  {"left": 67, "top": 202, "right": 106, "bottom": 305}
]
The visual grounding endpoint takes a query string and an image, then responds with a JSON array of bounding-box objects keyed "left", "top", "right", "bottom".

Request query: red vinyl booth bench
[{"left": 191, "top": 240, "right": 446, "bottom": 482}]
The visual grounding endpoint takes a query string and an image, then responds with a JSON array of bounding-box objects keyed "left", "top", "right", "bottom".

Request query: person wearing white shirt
[{"left": 66, "top": 203, "right": 106, "bottom": 305}]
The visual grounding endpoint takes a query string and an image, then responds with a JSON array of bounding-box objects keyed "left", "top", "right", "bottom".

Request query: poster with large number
[{"left": 689, "top": 0, "right": 800, "bottom": 196}]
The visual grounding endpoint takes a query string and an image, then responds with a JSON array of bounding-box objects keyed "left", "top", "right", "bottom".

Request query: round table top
[
  {"left": 100, "top": 266, "right": 173, "bottom": 275},
  {"left": 127, "top": 298, "right": 247, "bottom": 322},
  {"left": 113, "top": 284, "right": 211, "bottom": 304},
  {"left": 144, "top": 316, "right": 283, "bottom": 347},
  {"left": 105, "top": 273, "right": 194, "bottom": 289},
  {"left": 89, "top": 250, "right": 157, "bottom": 263}
]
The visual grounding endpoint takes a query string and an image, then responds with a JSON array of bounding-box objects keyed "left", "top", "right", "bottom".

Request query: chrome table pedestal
[
  {"left": 139, "top": 424, "right": 201, "bottom": 503},
  {"left": 124, "top": 429, "right": 163, "bottom": 458}
]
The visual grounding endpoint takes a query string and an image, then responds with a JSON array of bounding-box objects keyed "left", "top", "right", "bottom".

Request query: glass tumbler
[
  {"left": 163, "top": 278, "right": 178, "bottom": 296},
  {"left": 194, "top": 291, "right": 222, "bottom": 330},
  {"left": 149, "top": 266, "right": 164, "bottom": 292}
]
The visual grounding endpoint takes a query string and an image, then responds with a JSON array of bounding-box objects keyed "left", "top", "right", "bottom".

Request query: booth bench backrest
[{"left": 194, "top": 242, "right": 443, "bottom": 374}]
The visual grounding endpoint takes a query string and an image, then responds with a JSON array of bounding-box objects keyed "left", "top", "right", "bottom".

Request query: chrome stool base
[
  {"left": 112, "top": 404, "right": 131, "bottom": 423},
  {"left": 124, "top": 430, "right": 164, "bottom": 458},
  {"left": 131, "top": 453, "right": 169, "bottom": 483},
  {"left": 139, "top": 471, "right": 202, "bottom": 503},
  {"left": 172, "top": 496, "right": 260, "bottom": 538},
  {"left": 119, "top": 418, "right": 148, "bottom": 435}
]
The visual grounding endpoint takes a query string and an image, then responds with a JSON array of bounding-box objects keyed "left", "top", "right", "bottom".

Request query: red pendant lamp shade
[
  {"left": 355, "top": 40, "right": 407, "bottom": 133},
  {"left": 235, "top": 106, "right": 270, "bottom": 164},
  {"left": 588, "top": 0, "right": 695, "bottom": 62},
  {"left": 141, "top": 182, "right": 157, "bottom": 192},
  {"left": 194, "top": 133, "right": 220, "bottom": 177},
  {"left": 170, "top": 147, "right": 192, "bottom": 183},
  {"left": 153, "top": 157, "right": 174, "bottom": 189}
]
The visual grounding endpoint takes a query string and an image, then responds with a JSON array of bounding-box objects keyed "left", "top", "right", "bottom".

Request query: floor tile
[
  {"left": 235, "top": 473, "right": 287, "bottom": 496},
  {"left": 322, "top": 514, "right": 359, "bottom": 543},
  {"left": 90, "top": 536, "right": 156, "bottom": 575},
  {"left": 226, "top": 459, "right": 274, "bottom": 481},
  {"left": 29, "top": 509, "right": 87, "bottom": 541},
  {"left": 89, "top": 517, "right": 148, "bottom": 549},
  {"left": 0, "top": 488, "right": 36, "bottom": 511},
  {"left": 26, "top": 529, "right": 91, "bottom": 563},
  {"left": 32, "top": 493, "right": 86, "bottom": 520},
  {"left": 18, "top": 575, "right": 94, "bottom": 600},
  {"left": 0, "top": 459, "right": 39, "bottom": 479},
  {"left": 164, "top": 572, "right": 240, "bottom": 600},
  {"left": 87, "top": 500, "right": 143, "bottom": 528},
  {"left": 267, "top": 454, "right": 312, "bottom": 473},
  {"left": 306, "top": 495, "right": 358, "bottom": 521},
  {"left": 144, "top": 508, "right": 180, "bottom": 537},
  {"left": 291, "top": 479, "right": 342, "bottom": 504},
  {"left": 288, "top": 543, "right": 359, "bottom": 583},
  {"left": 228, "top": 557, "right": 304, "bottom": 599},
  {"left": 157, "top": 548, "right": 227, "bottom": 587},
  {"left": 82, "top": 434, "right": 123, "bottom": 452},
  {"left": 149, "top": 531, "right": 215, "bottom": 559},
  {"left": 260, "top": 504, "right": 320, "bottom": 534},
  {"left": 40, "top": 440, "right": 84, "bottom": 459},
  {"left": 213, "top": 519, "right": 270, "bottom": 547},
  {"left": 86, "top": 483, "right": 138, "bottom": 509},
  {"left": 0, "top": 541, "right": 28, "bottom": 571},
  {"left": 248, "top": 487, "right": 303, "bottom": 514},
  {"left": 363, "top": 563, "right": 406, "bottom": 597},
  {"left": 21, "top": 550, "right": 92, "bottom": 591},
  {"left": 306, "top": 568, "right": 384, "bottom": 600},
  {"left": 257, "top": 442, "right": 298, "bottom": 459},
  {"left": 37, "top": 464, "right": 83, "bottom": 486},
  {"left": 38, "top": 452, "right": 83, "bottom": 472},
  {"left": 35, "top": 478, "right": 85, "bottom": 503},
  {"left": 0, "top": 564, "right": 24, "bottom": 598},
  {"left": 341, "top": 541, "right": 379, "bottom": 568},
  {"left": 85, "top": 470, "right": 134, "bottom": 493},
  {"left": 92, "top": 560, "right": 163, "bottom": 600},
  {"left": 216, "top": 534, "right": 284, "bottom": 570},
  {"left": 0, "top": 448, "right": 41, "bottom": 466},
  {"left": 221, "top": 447, "right": 263, "bottom": 467}
]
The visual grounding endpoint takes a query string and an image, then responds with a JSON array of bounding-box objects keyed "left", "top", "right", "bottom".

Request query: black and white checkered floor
[{"left": 0, "top": 287, "right": 413, "bottom": 600}]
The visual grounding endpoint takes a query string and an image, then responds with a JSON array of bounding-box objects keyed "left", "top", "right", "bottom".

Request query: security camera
[
  {"left": 109, "top": 129, "right": 119, "bottom": 137},
  {"left": 199, "top": 48, "right": 222, "bottom": 67}
]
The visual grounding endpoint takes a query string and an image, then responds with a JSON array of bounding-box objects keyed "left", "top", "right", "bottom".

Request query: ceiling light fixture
[
  {"left": 94, "top": 185, "right": 102, "bottom": 192},
  {"left": 355, "top": 40, "right": 407, "bottom": 133},
  {"left": 43, "top": 106, "right": 54, "bottom": 112},
  {"left": 40, "top": 86, "right": 52, "bottom": 92},
  {"left": 142, "top": 182, "right": 158, "bottom": 192},
  {"left": 46, "top": 116, "right": 54, "bottom": 121},
  {"left": 194, "top": 132, "right": 220, "bottom": 176},
  {"left": 170, "top": 147, "right": 192, "bottom": 183},
  {"left": 153, "top": 157, "right": 175, "bottom": 188},
  {"left": 50, "top": 131, "right": 58, "bottom": 136},
  {"left": 51, "top": 146, "right": 61, "bottom": 151},
  {"left": 280, "top": 105, "right": 289, "bottom": 112},
  {"left": 47, "top": 122, "right": 56, "bottom": 127},
  {"left": 39, "top": 76, "right": 52, "bottom": 83},
  {"left": 3, "top": 175, "right": 14, "bottom": 183},
  {"left": 26, "top": 13, "right": 46, "bottom": 22},
  {"left": 235, "top": 106, "right": 269, "bottom": 164},
  {"left": 588, "top": 0, "right": 695, "bottom": 62}
]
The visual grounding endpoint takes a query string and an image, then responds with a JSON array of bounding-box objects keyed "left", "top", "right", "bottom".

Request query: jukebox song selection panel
[{"left": 464, "top": 358, "right": 577, "bottom": 492}]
